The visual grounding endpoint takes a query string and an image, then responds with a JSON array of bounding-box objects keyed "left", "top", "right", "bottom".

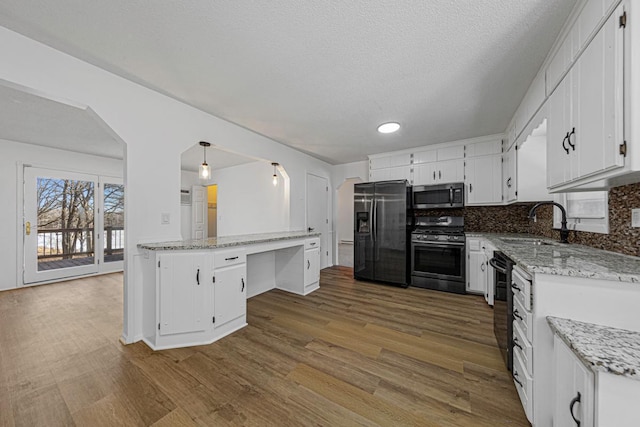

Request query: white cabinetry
[
  {"left": 503, "top": 144, "right": 517, "bottom": 203},
  {"left": 547, "top": 4, "right": 625, "bottom": 191},
  {"left": 553, "top": 335, "right": 595, "bottom": 427},
  {"left": 483, "top": 241, "right": 496, "bottom": 306},
  {"left": 158, "top": 252, "right": 210, "bottom": 336},
  {"left": 512, "top": 267, "right": 534, "bottom": 424},
  {"left": 465, "top": 238, "right": 487, "bottom": 295},
  {"left": 369, "top": 153, "right": 412, "bottom": 182},
  {"left": 465, "top": 139, "right": 502, "bottom": 205},
  {"left": 465, "top": 155, "right": 502, "bottom": 205},
  {"left": 212, "top": 248, "right": 246, "bottom": 329},
  {"left": 412, "top": 145, "right": 464, "bottom": 186},
  {"left": 304, "top": 238, "right": 321, "bottom": 292}
]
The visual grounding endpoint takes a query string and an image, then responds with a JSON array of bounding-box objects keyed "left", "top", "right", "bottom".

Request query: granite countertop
[
  {"left": 547, "top": 316, "right": 640, "bottom": 381},
  {"left": 467, "top": 232, "right": 640, "bottom": 283},
  {"left": 138, "top": 230, "right": 321, "bottom": 251}
]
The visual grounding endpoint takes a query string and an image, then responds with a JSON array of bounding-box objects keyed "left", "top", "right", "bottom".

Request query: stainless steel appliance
[
  {"left": 410, "top": 216, "right": 465, "bottom": 294},
  {"left": 489, "top": 251, "right": 515, "bottom": 371},
  {"left": 412, "top": 182, "right": 464, "bottom": 209},
  {"left": 354, "top": 180, "right": 412, "bottom": 287}
]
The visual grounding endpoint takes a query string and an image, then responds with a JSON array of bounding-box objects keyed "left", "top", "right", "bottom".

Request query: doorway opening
[
  {"left": 207, "top": 184, "right": 217, "bottom": 238},
  {"left": 336, "top": 177, "right": 363, "bottom": 267}
]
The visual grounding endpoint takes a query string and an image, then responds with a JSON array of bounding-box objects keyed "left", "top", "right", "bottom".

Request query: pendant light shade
[
  {"left": 199, "top": 141, "right": 211, "bottom": 180},
  {"left": 271, "top": 162, "right": 279, "bottom": 186}
]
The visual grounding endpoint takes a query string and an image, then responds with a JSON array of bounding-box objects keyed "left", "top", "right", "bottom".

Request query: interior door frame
[
  {"left": 306, "top": 172, "right": 330, "bottom": 269},
  {"left": 23, "top": 165, "right": 100, "bottom": 284}
]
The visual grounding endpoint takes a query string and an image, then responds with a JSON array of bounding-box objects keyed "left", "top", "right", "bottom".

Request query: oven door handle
[
  {"left": 412, "top": 241, "right": 465, "bottom": 248},
  {"left": 489, "top": 257, "right": 507, "bottom": 274}
]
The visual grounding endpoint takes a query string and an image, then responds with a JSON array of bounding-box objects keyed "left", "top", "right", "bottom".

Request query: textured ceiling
[
  {"left": 0, "top": 84, "right": 122, "bottom": 158},
  {"left": 0, "top": 0, "right": 576, "bottom": 164}
]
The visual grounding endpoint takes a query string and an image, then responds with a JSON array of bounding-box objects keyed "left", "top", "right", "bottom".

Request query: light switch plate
[
  {"left": 161, "top": 213, "right": 170, "bottom": 225},
  {"left": 632, "top": 209, "right": 640, "bottom": 228}
]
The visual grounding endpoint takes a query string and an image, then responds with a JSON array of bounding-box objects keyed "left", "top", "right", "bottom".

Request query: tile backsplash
[{"left": 415, "top": 182, "right": 640, "bottom": 257}]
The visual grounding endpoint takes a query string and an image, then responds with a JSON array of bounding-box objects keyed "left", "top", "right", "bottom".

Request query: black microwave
[{"left": 412, "top": 183, "right": 464, "bottom": 209}]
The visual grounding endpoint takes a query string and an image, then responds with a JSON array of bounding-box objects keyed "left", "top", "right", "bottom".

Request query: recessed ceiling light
[{"left": 377, "top": 122, "right": 400, "bottom": 134}]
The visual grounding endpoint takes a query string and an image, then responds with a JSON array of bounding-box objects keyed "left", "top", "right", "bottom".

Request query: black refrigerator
[{"left": 353, "top": 180, "right": 412, "bottom": 287}]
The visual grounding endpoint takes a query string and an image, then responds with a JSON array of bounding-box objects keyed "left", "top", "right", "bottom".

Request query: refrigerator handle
[{"left": 449, "top": 187, "right": 453, "bottom": 206}]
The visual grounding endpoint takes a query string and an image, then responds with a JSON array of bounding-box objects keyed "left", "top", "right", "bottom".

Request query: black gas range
[{"left": 410, "top": 216, "right": 466, "bottom": 294}]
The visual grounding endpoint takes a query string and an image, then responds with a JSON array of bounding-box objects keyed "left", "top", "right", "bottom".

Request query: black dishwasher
[{"left": 489, "top": 251, "right": 515, "bottom": 372}]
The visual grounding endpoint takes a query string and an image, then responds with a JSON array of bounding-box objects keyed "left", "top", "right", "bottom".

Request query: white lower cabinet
[
  {"left": 158, "top": 252, "right": 210, "bottom": 336},
  {"left": 466, "top": 238, "right": 487, "bottom": 295},
  {"left": 304, "top": 238, "right": 321, "bottom": 292},
  {"left": 553, "top": 335, "right": 595, "bottom": 427},
  {"left": 213, "top": 262, "right": 246, "bottom": 330}
]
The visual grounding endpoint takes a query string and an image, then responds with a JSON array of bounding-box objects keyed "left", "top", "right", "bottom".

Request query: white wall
[
  {"left": 0, "top": 139, "right": 123, "bottom": 291},
  {"left": 0, "top": 26, "right": 333, "bottom": 343},
  {"left": 211, "top": 162, "right": 289, "bottom": 236}
]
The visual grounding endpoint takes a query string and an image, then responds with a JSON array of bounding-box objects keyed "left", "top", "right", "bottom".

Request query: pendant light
[
  {"left": 199, "top": 141, "right": 211, "bottom": 180},
  {"left": 271, "top": 162, "right": 279, "bottom": 186}
]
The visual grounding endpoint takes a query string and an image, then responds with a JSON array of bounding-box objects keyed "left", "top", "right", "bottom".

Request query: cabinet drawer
[
  {"left": 513, "top": 351, "right": 534, "bottom": 423},
  {"left": 513, "top": 321, "right": 533, "bottom": 375},
  {"left": 305, "top": 238, "right": 320, "bottom": 250},
  {"left": 467, "top": 238, "right": 481, "bottom": 251},
  {"left": 214, "top": 248, "right": 246, "bottom": 268},
  {"left": 513, "top": 296, "right": 533, "bottom": 343},
  {"left": 512, "top": 268, "right": 532, "bottom": 311}
]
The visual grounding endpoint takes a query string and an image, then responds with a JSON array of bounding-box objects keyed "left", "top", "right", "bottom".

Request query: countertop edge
[
  {"left": 466, "top": 232, "right": 640, "bottom": 283},
  {"left": 547, "top": 316, "right": 640, "bottom": 381},
  {"left": 137, "top": 231, "right": 321, "bottom": 251}
]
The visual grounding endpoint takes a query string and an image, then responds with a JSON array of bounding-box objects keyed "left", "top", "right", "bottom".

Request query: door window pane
[
  {"left": 104, "top": 183, "right": 124, "bottom": 263},
  {"left": 37, "top": 178, "right": 95, "bottom": 271}
]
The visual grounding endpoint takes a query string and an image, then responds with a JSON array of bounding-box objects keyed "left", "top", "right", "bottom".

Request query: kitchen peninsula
[{"left": 138, "top": 231, "right": 321, "bottom": 350}]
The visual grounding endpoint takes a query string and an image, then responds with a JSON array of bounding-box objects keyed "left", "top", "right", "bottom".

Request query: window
[{"left": 554, "top": 191, "right": 608, "bottom": 234}]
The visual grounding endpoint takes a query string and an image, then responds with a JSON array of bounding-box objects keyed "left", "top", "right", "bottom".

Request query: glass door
[
  {"left": 101, "top": 178, "right": 125, "bottom": 272},
  {"left": 24, "top": 167, "right": 99, "bottom": 284}
]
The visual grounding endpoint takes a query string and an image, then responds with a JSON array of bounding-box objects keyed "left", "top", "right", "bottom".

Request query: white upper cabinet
[
  {"left": 466, "top": 155, "right": 503, "bottom": 205},
  {"left": 547, "top": 5, "right": 625, "bottom": 190},
  {"left": 369, "top": 152, "right": 413, "bottom": 183},
  {"left": 412, "top": 145, "right": 464, "bottom": 186},
  {"left": 465, "top": 138, "right": 503, "bottom": 205},
  {"left": 503, "top": 144, "right": 517, "bottom": 203}
]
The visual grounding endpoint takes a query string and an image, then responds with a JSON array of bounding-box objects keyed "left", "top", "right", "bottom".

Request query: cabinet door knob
[
  {"left": 439, "top": 170, "right": 441, "bottom": 179},
  {"left": 469, "top": 183, "right": 473, "bottom": 193},
  {"left": 480, "top": 262, "right": 485, "bottom": 272},
  {"left": 241, "top": 277, "right": 245, "bottom": 292},
  {"left": 569, "top": 391, "right": 582, "bottom": 426},
  {"left": 433, "top": 171, "right": 436, "bottom": 180},
  {"left": 307, "top": 260, "right": 311, "bottom": 269},
  {"left": 196, "top": 268, "right": 200, "bottom": 285}
]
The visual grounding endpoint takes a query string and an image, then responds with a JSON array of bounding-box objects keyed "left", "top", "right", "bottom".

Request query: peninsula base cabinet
[
  {"left": 142, "top": 249, "right": 248, "bottom": 351},
  {"left": 553, "top": 335, "right": 640, "bottom": 427},
  {"left": 529, "top": 274, "right": 640, "bottom": 426},
  {"left": 140, "top": 236, "right": 321, "bottom": 350}
]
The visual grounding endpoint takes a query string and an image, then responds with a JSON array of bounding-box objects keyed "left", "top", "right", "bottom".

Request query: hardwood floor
[{"left": 0, "top": 267, "right": 529, "bottom": 426}]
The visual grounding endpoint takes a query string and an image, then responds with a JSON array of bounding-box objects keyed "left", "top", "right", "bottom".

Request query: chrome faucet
[{"left": 528, "top": 202, "right": 570, "bottom": 243}]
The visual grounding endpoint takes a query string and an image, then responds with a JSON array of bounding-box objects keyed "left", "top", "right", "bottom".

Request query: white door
[
  {"left": 306, "top": 174, "right": 329, "bottom": 268},
  {"left": 24, "top": 167, "right": 99, "bottom": 284},
  {"left": 466, "top": 156, "right": 502, "bottom": 205},
  {"left": 191, "top": 185, "right": 207, "bottom": 240},
  {"left": 214, "top": 264, "right": 246, "bottom": 328}
]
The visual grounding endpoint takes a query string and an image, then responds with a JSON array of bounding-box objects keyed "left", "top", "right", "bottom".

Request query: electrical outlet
[
  {"left": 632, "top": 209, "right": 640, "bottom": 228},
  {"left": 161, "top": 213, "right": 170, "bottom": 225}
]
